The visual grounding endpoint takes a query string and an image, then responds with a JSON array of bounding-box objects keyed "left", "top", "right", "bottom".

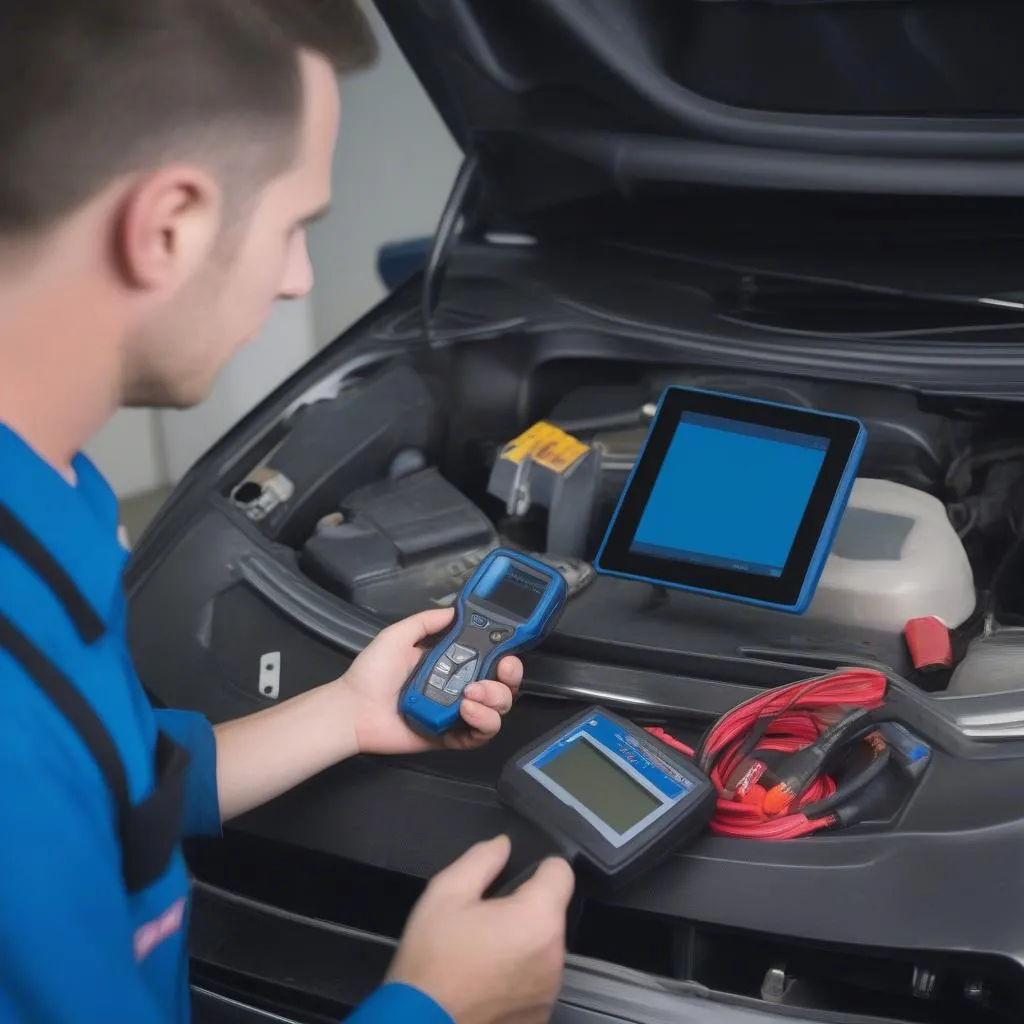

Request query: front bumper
[{"left": 189, "top": 882, "right": 819, "bottom": 1024}]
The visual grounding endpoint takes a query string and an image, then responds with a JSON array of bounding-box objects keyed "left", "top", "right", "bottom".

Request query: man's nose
[{"left": 279, "top": 232, "right": 314, "bottom": 300}]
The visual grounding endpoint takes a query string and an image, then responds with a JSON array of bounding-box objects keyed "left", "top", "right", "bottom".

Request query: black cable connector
[
  {"left": 763, "top": 708, "right": 875, "bottom": 816},
  {"left": 801, "top": 746, "right": 891, "bottom": 819},
  {"left": 878, "top": 722, "right": 932, "bottom": 780},
  {"left": 832, "top": 774, "right": 894, "bottom": 831}
]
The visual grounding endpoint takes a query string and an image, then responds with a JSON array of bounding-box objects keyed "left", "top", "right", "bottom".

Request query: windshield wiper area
[
  {"left": 719, "top": 276, "right": 1024, "bottom": 341},
  {"left": 601, "top": 237, "right": 1024, "bottom": 342}
]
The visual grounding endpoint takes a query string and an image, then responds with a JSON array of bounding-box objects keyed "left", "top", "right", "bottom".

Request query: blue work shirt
[{"left": 0, "top": 424, "right": 451, "bottom": 1024}]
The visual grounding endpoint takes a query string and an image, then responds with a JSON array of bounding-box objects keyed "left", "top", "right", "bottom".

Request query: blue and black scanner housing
[{"left": 399, "top": 549, "right": 568, "bottom": 737}]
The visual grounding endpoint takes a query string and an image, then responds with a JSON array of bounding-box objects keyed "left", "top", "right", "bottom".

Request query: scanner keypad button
[
  {"left": 446, "top": 644, "right": 476, "bottom": 666},
  {"left": 434, "top": 657, "right": 453, "bottom": 676},
  {"left": 427, "top": 686, "right": 459, "bottom": 706},
  {"left": 444, "top": 657, "right": 479, "bottom": 694}
]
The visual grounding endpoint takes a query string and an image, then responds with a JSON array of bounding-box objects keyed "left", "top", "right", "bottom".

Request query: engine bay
[
  {"left": 225, "top": 356, "right": 1024, "bottom": 696},
  {"left": 125, "top": 333, "right": 1024, "bottom": 1023}
]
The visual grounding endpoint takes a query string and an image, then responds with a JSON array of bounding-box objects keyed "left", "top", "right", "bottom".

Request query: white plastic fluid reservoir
[{"left": 806, "top": 478, "right": 975, "bottom": 632}]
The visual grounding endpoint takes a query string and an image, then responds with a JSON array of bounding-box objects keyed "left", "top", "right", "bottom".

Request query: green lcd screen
[{"left": 537, "top": 738, "right": 662, "bottom": 834}]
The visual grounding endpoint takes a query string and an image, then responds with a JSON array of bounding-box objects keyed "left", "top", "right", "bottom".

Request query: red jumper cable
[{"left": 646, "top": 668, "right": 889, "bottom": 840}]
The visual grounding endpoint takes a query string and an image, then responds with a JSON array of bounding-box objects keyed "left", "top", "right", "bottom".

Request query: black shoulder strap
[
  {"left": 0, "top": 499, "right": 189, "bottom": 894},
  {"left": 0, "top": 503, "right": 106, "bottom": 643},
  {"left": 0, "top": 499, "right": 127, "bottom": 811},
  {"left": 0, "top": 611, "right": 189, "bottom": 893},
  {"left": 0, "top": 612, "right": 130, "bottom": 811}
]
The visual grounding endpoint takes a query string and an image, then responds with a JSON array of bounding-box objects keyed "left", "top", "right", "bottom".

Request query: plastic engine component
[
  {"left": 300, "top": 468, "right": 498, "bottom": 618},
  {"left": 946, "top": 629, "right": 1024, "bottom": 696},
  {"left": 487, "top": 421, "right": 601, "bottom": 559},
  {"left": 231, "top": 365, "right": 440, "bottom": 544},
  {"left": 806, "top": 478, "right": 975, "bottom": 633}
]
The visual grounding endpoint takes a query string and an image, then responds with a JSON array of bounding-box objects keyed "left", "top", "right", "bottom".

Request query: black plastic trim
[
  {"left": 189, "top": 882, "right": 881, "bottom": 1024},
  {"left": 190, "top": 987, "right": 314, "bottom": 1024},
  {"left": 232, "top": 549, "right": 1013, "bottom": 750},
  {"left": 234, "top": 549, "right": 799, "bottom": 719},
  {"left": 540, "top": 131, "right": 1024, "bottom": 197},
  {"left": 541, "top": 0, "right": 1024, "bottom": 158}
]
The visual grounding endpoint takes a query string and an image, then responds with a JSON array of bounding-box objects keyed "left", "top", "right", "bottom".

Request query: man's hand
[
  {"left": 386, "top": 836, "right": 575, "bottom": 1024},
  {"left": 340, "top": 608, "right": 523, "bottom": 755},
  {"left": 214, "top": 608, "right": 520, "bottom": 822}
]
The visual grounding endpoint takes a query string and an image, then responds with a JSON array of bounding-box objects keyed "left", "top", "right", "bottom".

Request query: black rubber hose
[
  {"left": 801, "top": 746, "right": 892, "bottom": 819},
  {"left": 421, "top": 152, "right": 480, "bottom": 347}
]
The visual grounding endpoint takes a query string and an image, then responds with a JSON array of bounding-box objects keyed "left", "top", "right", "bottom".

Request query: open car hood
[{"left": 375, "top": 0, "right": 1024, "bottom": 230}]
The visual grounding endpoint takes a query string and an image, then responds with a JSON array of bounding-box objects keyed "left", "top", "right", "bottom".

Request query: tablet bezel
[{"left": 594, "top": 387, "right": 865, "bottom": 611}]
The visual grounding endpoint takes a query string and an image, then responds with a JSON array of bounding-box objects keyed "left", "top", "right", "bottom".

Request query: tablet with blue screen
[{"left": 594, "top": 387, "right": 866, "bottom": 614}]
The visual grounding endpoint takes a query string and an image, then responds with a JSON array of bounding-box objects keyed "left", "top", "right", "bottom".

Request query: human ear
[{"left": 113, "top": 165, "right": 222, "bottom": 293}]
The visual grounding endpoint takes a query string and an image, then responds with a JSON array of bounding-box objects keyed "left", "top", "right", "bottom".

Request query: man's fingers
[
  {"left": 463, "top": 680, "right": 514, "bottom": 715},
  {"left": 513, "top": 856, "right": 576, "bottom": 911},
  {"left": 459, "top": 699, "right": 501, "bottom": 738},
  {"left": 382, "top": 607, "right": 455, "bottom": 647},
  {"left": 432, "top": 835, "right": 512, "bottom": 899},
  {"left": 495, "top": 655, "right": 523, "bottom": 695}
]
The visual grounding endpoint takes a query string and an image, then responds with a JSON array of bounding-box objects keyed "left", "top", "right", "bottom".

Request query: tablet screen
[
  {"left": 630, "top": 412, "right": 829, "bottom": 578},
  {"left": 594, "top": 388, "right": 865, "bottom": 613}
]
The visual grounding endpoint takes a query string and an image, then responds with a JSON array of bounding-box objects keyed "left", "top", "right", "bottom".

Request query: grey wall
[
  {"left": 84, "top": 408, "right": 166, "bottom": 497},
  {"left": 158, "top": 298, "right": 317, "bottom": 482},
  {"left": 307, "top": 2, "right": 461, "bottom": 347}
]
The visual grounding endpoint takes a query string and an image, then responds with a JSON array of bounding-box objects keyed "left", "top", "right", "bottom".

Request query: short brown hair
[{"left": 0, "top": 1, "right": 377, "bottom": 234}]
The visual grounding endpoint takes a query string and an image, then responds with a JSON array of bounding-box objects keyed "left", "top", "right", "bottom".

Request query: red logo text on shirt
[{"left": 133, "top": 897, "right": 186, "bottom": 962}]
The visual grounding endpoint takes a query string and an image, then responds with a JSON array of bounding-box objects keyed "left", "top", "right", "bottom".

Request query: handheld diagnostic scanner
[
  {"left": 497, "top": 705, "right": 717, "bottom": 888},
  {"left": 399, "top": 549, "right": 568, "bottom": 737}
]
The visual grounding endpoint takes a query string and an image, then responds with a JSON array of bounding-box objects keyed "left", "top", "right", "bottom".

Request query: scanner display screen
[
  {"left": 630, "top": 412, "right": 829, "bottom": 578},
  {"left": 476, "top": 560, "right": 547, "bottom": 619},
  {"left": 537, "top": 738, "right": 662, "bottom": 834}
]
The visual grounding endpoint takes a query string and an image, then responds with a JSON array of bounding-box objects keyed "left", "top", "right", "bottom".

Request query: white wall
[{"left": 307, "top": 2, "right": 461, "bottom": 346}]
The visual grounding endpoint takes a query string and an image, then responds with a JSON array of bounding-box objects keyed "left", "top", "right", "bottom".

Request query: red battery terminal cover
[{"left": 904, "top": 615, "right": 953, "bottom": 671}]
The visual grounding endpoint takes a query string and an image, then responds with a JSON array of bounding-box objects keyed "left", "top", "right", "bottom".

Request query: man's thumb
[
  {"left": 432, "top": 835, "right": 512, "bottom": 899},
  {"left": 384, "top": 606, "right": 455, "bottom": 648},
  {"left": 514, "top": 855, "right": 576, "bottom": 910}
]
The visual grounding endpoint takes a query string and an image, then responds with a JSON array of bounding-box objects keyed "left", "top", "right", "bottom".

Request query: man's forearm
[{"left": 214, "top": 679, "right": 359, "bottom": 822}]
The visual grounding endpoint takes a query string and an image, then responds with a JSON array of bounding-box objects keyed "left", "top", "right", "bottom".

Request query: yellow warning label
[{"left": 499, "top": 421, "right": 590, "bottom": 474}]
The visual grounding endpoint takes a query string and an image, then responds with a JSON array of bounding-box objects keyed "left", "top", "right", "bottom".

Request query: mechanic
[{"left": 0, "top": 4, "right": 574, "bottom": 1024}]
